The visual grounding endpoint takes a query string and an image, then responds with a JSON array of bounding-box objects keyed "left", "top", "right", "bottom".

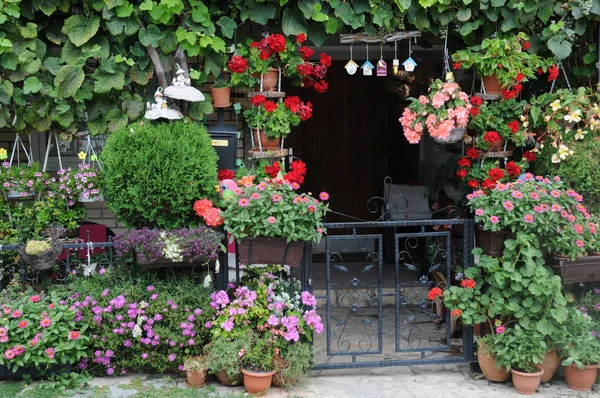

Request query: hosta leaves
[
  {"left": 62, "top": 15, "right": 100, "bottom": 47},
  {"left": 54, "top": 65, "right": 85, "bottom": 98}
]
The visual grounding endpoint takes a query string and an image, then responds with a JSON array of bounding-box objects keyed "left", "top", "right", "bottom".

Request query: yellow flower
[
  {"left": 77, "top": 151, "right": 86, "bottom": 160},
  {"left": 551, "top": 100, "right": 561, "bottom": 111},
  {"left": 0, "top": 147, "right": 7, "bottom": 160},
  {"left": 575, "top": 129, "right": 588, "bottom": 140}
]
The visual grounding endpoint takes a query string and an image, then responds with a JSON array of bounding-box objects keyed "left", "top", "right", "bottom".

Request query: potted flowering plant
[
  {"left": 113, "top": 226, "right": 223, "bottom": 268},
  {"left": 244, "top": 95, "right": 312, "bottom": 150},
  {"left": 219, "top": 177, "right": 328, "bottom": 266},
  {"left": 469, "top": 97, "right": 529, "bottom": 151},
  {"left": 183, "top": 355, "right": 209, "bottom": 388},
  {"left": 399, "top": 78, "right": 472, "bottom": 144},
  {"left": 239, "top": 332, "right": 277, "bottom": 395},
  {"left": 0, "top": 162, "right": 47, "bottom": 200},
  {"left": 452, "top": 32, "right": 551, "bottom": 95}
]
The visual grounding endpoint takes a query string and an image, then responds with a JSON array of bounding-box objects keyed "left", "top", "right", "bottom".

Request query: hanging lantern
[{"left": 163, "top": 64, "right": 205, "bottom": 102}]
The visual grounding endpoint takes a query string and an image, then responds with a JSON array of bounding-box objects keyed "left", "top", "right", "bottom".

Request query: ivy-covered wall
[{"left": 0, "top": 0, "right": 598, "bottom": 138}]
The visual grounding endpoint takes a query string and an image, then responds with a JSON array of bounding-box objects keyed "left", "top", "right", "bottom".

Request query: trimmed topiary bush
[{"left": 101, "top": 121, "right": 218, "bottom": 229}]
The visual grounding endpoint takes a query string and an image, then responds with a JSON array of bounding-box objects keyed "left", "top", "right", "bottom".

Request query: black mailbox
[{"left": 206, "top": 110, "right": 238, "bottom": 171}]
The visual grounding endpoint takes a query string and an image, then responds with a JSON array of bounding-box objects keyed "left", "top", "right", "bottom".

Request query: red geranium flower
[
  {"left": 460, "top": 279, "right": 476, "bottom": 289},
  {"left": 320, "top": 52, "right": 332, "bottom": 67},
  {"left": 488, "top": 167, "right": 505, "bottom": 181},
  {"left": 298, "top": 102, "right": 313, "bottom": 121},
  {"left": 314, "top": 80, "right": 328, "bottom": 93},
  {"left": 284, "top": 96, "right": 302, "bottom": 113},
  {"left": 483, "top": 131, "right": 501, "bottom": 144},
  {"left": 227, "top": 55, "right": 248, "bottom": 74},
  {"left": 523, "top": 41, "right": 530, "bottom": 50},
  {"left": 299, "top": 46, "right": 314, "bottom": 60},
  {"left": 301, "top": 77, "right": 314, "bottom": 87},
  {"left": 451, "top": 309, "right": 463, "bottom": 317},
  {"left": 481, "top": 178, "right": 496, "bottom": 190},
  {"left": 523, "top": 151, "right": 536, "bottom": 162},
  {"left": 537, "top": 68, "right": 544, "bottom": 75},
  {"left": 251, "top": 94, "right": 266, "bottom": 107},
  {"left": 470, "top": 107, "right": 480, "bottom": 116},
  {"left": 258, "top": 50, "right": 271, "bottom": 61},
  {"left": 250, "top": 41, "right": 260, "bottom": 48},
  {"left": 263, "top": 101, "right": 278, "bottom": 113},
  {"left": 508, "top": 120, "right": 520, "bottom": 133},
  {"left": 456, "top": 169, "right": 468, "bottom": 179},
  {"left": 516, "top": 72, "right": 524, "bottom": 82},
  {"left": 505, "top": 161, "right": 521, "bottom": 178},
  {"left": 218, "top": 169, "right": 236, "bottom": 181},
  {"left": 502, "top": 89, "right": 517, "bottom": 100},
  {"left": 471, "top": 96, "right": 483, "bottom": 107},
  {"left": 296, "top": 33, "right": 307, "bottom": 44},
  {"left": 468, "top": 179, "right": 478, "bottom": 189},
  {"left": 453, "top": 61, "right": 462, "bottom": 69},
  {"left": 513, "top": 84, "right": 523, "bottom": 92},
  {"left": 267, "top": 34, "right": 286, "bottom": 53},
  {"left": 457, "top": 157, "right": 471, "bottom": 168},
  {"left": 548, "top": 64, "right": 559, "bottom": 81},
  {"left": 466, "top": 148, "right": 480, "bottom": 159},
  {"left": 428, "top": 287, "right": 443, "bottom": 301},
  {"left": 264, "top": 161, "right": 280, "bottom": 178},
  {"left": 296, "top": 63, "right": 314, "bottom": 77}
]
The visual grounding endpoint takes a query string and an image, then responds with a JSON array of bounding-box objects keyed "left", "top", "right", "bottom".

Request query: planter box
[
  {"left": 136, "top": 254, "right": 215, "bottom": 269},
  {"left": 549, "top": 254, "right": 600, "bottom": 285},
  {"left": 238, "top": 237, "right": 304, "bottom": 267},
  {"left": 0, "top": 364, "right": 70, "bottom": 380}
]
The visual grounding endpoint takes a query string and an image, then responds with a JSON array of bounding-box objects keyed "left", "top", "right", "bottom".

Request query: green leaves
[
  {"left": 547, "top": 35, "right": 572, "bottom": 60},
  {"left": 23, "top": 76, "right": 42, "bottom": 94},
  {"left": 92, "top": 69, "right": 125, "bottom": 93},
  {"left": 282, "top": 7, "right": 308, "bottom": 36},
  {"left": 54, "top": 65, "right": 85, "bottom": 98},
  {"left": 19, "top": 22, "right": 38, "bottom": 39},
  {"left": 139, "top": 24, "right": 164, "bottom": 47},
  {"left": 217, "top": 16, "right": 236, "bottom": 39},
  {"left": 456, "top": 8, "right": 472, "bottom": 21},
  {"left": 61, "top": 15, "right": 100, "bottom": 47}
]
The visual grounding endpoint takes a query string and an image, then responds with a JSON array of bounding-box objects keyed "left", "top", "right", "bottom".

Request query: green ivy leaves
[
  {"left": 54, "top": 65, "right": 84, "bottom": 98},
  {"left": 61, "top": 15, "right": 100, "bottom": 47}
]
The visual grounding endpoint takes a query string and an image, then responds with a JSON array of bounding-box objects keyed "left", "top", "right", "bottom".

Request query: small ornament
[
  {"left": 345, "top": 60, "right": 359, "bottom": 75},
  {"left": 145, "top": 87, "right": 184, "bottom": 120},
  {"left": 402, "top": 57, "right": 417, "bottom": 72},
  {"left": 361, "top": 60, "right": 374, "bottom": 76},
  {"left": 445, "top": 72, "right": 455, "bottom": 82},
  {"left": 163, "top": 64, "right": 205, "bottom": 102},
  {"left": 393, "top": 59, "right": 400, "bottom": 76},
  {"left": 376, "top": 59, "right": 387, "bottom": 76}
]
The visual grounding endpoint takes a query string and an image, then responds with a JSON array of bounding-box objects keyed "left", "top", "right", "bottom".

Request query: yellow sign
[{"left": 211, "top": 139, "right": 228, "bottom": 147}]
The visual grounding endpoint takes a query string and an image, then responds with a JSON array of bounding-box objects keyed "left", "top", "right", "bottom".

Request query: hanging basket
[
  {"left": 17, "top": 242, "right": 63, "bottom": 271},
  {"left": 7, "top": 190, "right": 36, "bottom": 200},
  {"left": 78, "top": 193, "right": 104, "bottom": 203},
  {"left": 432, "top": 127, "right": 466, "bottom": 144}
]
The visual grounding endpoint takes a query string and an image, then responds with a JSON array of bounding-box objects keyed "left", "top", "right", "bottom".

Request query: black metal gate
[{"left": 308, "top": 219, "right": 476, "bottom": 370}]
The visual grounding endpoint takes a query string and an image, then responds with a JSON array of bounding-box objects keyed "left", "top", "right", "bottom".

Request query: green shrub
[{"left": 101, "top": 121, "right": 218, "bottom": 229}]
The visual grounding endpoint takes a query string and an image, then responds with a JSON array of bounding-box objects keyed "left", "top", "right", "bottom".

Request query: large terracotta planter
[
  {"left": 483, "top": 73, "right": 503, "bottom": 95},
  {"left": 478, "top": 346, "right": 510, "bottom": 382},
  {"left": 210, "top": 86, "right": 231, "bottom": 108},
  {"left": 511, "top": 367, "right": 543, "bottom": 395},
  {"left": 186, "top": 369, "right": 208, "bottom": 388},
  {"left": 487, "top": 136, "right": 505, "bottom": 152},
  {"left": 241, "top": 368, "right": 275, "bottom": 396},
  {"left": 215, "top": 370, "right": 243, "bottom": 386},
  {"left": 478, "top": 226, "right": 513, "bottom": 257},
  {"left": 252, "top": 129, "right": 281, "bottom": 151},
  {"left": 540, "top": 349, "right": 560, "bottom": 383},
  {"left": 238, "top": 237, "right": 305, "bottom": 267},
  {"left": 564, "top": 363, "right": 598, "bottom": 392},
  {"left": 258, "top": 67, "right": 279, "bottom": 91}
]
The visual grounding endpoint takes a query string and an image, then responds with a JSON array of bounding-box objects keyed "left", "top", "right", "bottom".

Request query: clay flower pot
[
  {"left": 241, "top": 368, "right": 275, "bottom": 396},
  {"left": 487, "top": 136, "right": 505, "bottom": 152},
  {"left": 539, "top": 349, "right": 560, "bottom": 383},
  {"left": 478, "top": 226, "right": 513, "bottom": 257},
  {"left": 215, "top": 370, "right": 243, "bottom": 386},
  {"left": 483, "top": 73, "right": 503, "bottom": 95},
  {"left": 510, "top": 367, "right": 543, "bottom": 395},
  {"left": 564, "top": 363, "right": 598, "bottom": 392},
  {"left": 252, "top": 129, "right": 281, "bottom": 151},
  {"left": 186, "top": 369, "right": 208, "bottom": 388},
  {"left": 260, "top": 67, "right": 279, "bottom": 91},
  {"left": 210, "top": 86, "right": 231, "bottom": 108},
  {"left": 478, "top": 346, "right": 510, "bottom": 382}
]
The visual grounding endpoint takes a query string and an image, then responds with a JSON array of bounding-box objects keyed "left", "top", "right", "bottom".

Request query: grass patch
[{"left": 0, "top": 382, "right": 24, "bottom": 398}]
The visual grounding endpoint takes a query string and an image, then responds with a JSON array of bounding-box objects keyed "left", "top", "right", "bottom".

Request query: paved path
[{"left": 87, "top": 364, "right": 599, "bottom": 398}]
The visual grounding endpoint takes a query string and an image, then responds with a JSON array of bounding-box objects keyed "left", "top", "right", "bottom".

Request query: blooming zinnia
[
  {"left": 40, "top": 318, "right": 52, "bottom": 328},
  {"left": 68, "top": 331, "right": 80, "bottom": 340}
]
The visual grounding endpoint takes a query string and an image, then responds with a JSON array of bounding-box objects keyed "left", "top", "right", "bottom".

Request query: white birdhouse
[
  {"left": 361, "top": 60, "right": 374, "bottom": 76},
  {"left": 345, "top": 60, "right": 359, "bottom": 75},
  {"left": 402, "top": 57, "right": 417, "bottom": 72}
]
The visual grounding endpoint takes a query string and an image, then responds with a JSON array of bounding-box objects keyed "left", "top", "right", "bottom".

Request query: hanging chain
[
  {"left": 443, "top": 25, "right": 451, "bottom": 76},
  {"left": 549, "top": 61, "right": 573, "bottom": 94}
]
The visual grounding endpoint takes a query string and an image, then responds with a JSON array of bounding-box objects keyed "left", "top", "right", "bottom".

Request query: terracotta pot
[
  {"left": 478, "top": 346, "right": 510, "bottom": 382},
  {"left": 540, "top": 349, "right": 560, "bottom": 383},
  {"left": 186, "top": 369, "right": 208, "bottom": 388},
  {"left": 215, "top": 369, "right": 243, "bottom": 386},
  {"left": 238, "top": 237, "right": 305, "bottom": 267},
  {"left": 257, "top": 67, "right": 279, "bottom": 91},
  {"left": 252, "top": 129, "right": 281, "bottom": 151},
  {"left": 478, "top": 226, "right": 513, "bottom": 257},
  {"left": 487, "top": 136, "right": 505, "bottom": 152},
  {"left": 511, "top": 367, "right": 543, "bottom": 395},
  {"left": 564, "top": 363, "right": 598, "bottom": 392},
  {"left": 483, "top": 73, "right": 504, "bottom": 95},
  {"left": 241, "top": 368, "right": 275, "bottom": 396},
  {"left": 210, "top": 86, "right": 231, "bottom": 108}
]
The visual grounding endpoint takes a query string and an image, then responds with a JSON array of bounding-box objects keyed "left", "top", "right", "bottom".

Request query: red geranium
[
  {"left": 267, "top": 34, "right": 286, "bottom": 53},
  {"left": 228, "top": 55, "right": 248, "bottom": 73},
  {"left": 193, "top": 199, "right": 213, "bottom": 218},
  {"left": 314, "top": 80, "right": 328, "bottom": 93},
  {"left": 508, "top": 120, "right": 520, "bottom": 133},
  {"left": 258, "top": 50, "right": 271, "bottom": 61},
  {"left": 468, "top": 179, "right": 478, "bottom": 189},
  {"left": 456, "top": 169, "right": 468, "bottom": 179},
  {"left": 427, "top": 287, "right": 443, "bottom": 301},
  {"left": 484, "top": 131, "right": 501, "bottom": 144},
  {"left": 299, "top": 46, "right": 314, "bottom": 60},
  {"left": 264, "top": 161, "right": 280, "bottom": 178},
  {"left": 488, "top": 167, "right": 505, "bottom": 181},
  {"left": 548, "top": 64, "right": 559, "bottom": 81},
  {"left": 481, "top": 178, "right": 496, "bottom": 190},
  {"left": 457, "top": 157, "right": 471, "bottom": 168},
  {"left": 516, "top": 72, "right": 524, "bottom": 82},
  {"left": 284, "top": 96, "right": 302, "bottom": 113},
  {"left": 301, "top": 77, "right": 314, "bottom": 87},
  {"left": 502, "top": 89, "right": 517, "bottom": 100},
  {"left": 470, "top": 107, "right": 480, "bottom": 116},
  {"left": 453, "top": 61, "right": 462, "bottom": 70},
  {"left": 523, "top": 41, "right": 530, "bottom": 50},
  {"left": 250, "top": 41, "right": 260, "bottom": 48},
  {"left": 298, "top": 102, "right": 313, "bottom": 121},
  {"left": 251, "top": 94, "right": 266, "bottom": 107},
  {"left": 460, "top": 279, "right": 476, "bottom": 289},
  {"left": 513, "top": 84, "right": 523, "bottom": 93},
  {"left": 217, "top": 169, "right": 236, "bottom": 181},
  {"left": 284, "top": 160, "right": 307, "bottom": 185},
  {"left": 296, "top": 33, "right": 307, "bottom": 44},
  {"left": 505, "top": 161, "right": 521, "bottom": 177},
  {"left": 466, "top": 148, "right": 480, "bottom": 159},
  {"left": 320, "top": 52, "right": 332, "bottom": 67},
  {"left": 523, "top": 151, "right": 536, "bottom": 162},
  {"left": 296, "top": 63, "right": 314, "bottom": 77},
  {"left": 314, "top": 64, "right": 327, "bottom": 79},
  {"left": 263, "top": 101, "right": 278, "bottom": 113},
  {"left": 471, "top": 96, "right": 483, "bottom": 107}
]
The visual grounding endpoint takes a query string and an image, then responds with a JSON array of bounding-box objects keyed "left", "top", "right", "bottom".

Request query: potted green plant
[
  {"left": 243, "top": 95, "right": 312, "bottom": 150},
  {"left": 399, "top": 78, "right": 472, "bottom": 144},
  {"left": 491, "top": 326, "right": 547, "bottom": 395},
  {"left": 32, "top": 198, "right": 87, "bottom": 239},
  {"left": 210, "top": 78, "right": 231, "bottom": 108},
  {"left": 452, "top": 32, "right": 550, "bottom": 95},
  {"left": 469, "top": 97, "right": 529, "bottom": 151},
  {"left": 204, "top": 335, "right": 249, "bottom": 386},
  {"left": 183, "top": 355, "right": 209, "bottom": 388},
  {"left": 272, "top": 341, "right": 312, "bottom": 388},
  {"left": 239, "top": 332, "right": 276, "bottom": 396},
  {"left": 556, "top": 307, "right": 600, "bottom": 392}
]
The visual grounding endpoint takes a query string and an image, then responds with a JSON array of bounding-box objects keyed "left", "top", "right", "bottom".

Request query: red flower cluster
[
  {"left": 294, "top": 50, "right": 331, "bottom": 93},
  {"left": 320, "top": 53, "right": 332, "bottom": 67},
  {"left": 218, "top": 169, "right": 236, "bottom": 181},
  {"left": 428, "top": 287, "right": 443, "bottom": 301},
  {"left": 460, "top": 279, "right": 476, "bottom": 289},
  {"left": 483, "top": 131, "right": 501, "bottom": 144},
  {"left": 501, "top": 83, "right": 523, "bottom": 100},
  {"left": 250, "top": 34, "right": 288, "bottom": 61},
  {"left": 466, "top": 147, "right": 480, "bottom": 159},
  {"left": 481, "top": 179, "right": 495, "bottom": 190},
  {"left": 283, "top": 160, "right": 307, "bottom": 185},
  {"left": 507, "top": 120, "right": 520, "bottom": 133},
  {"left": 297, "top": 63, "right": 314, "bottom": 77},
  {"left": 488, "top": 167, "right": 505, "bottom": 181},
  {"left": 193, "top": 199, "right": 223, "bottom": 227},
  {"left": 284, "top": 96, "right": 313, "bottom": 121},
  {"left": 228, "top": 55, "right": 248, "bottom": 74},
  {"left": 264, "top": 161, "right": 280, "bottom": 178},
  {"left": 456, "top": 169, "right": 468, "bottom": 179},
  {"left": 523, "top": 151, "right": 536, "bottom": 163},
  {"left": 523, "top": 41, "right": 531, "bottom": 50},
  {"left": 505, "top": 161, "right": 521, "bottom": 177},
  {"left": 548, "top": 64, "right": 559, "bottom": 81},
  {"left": 296, "top": 33, "right": 307, "bottom": 44},
  {"left": 468, "top": 179, "right": 478, "bottom": 189},
  {"left": 516, "top": 72, "right": 524, "bottom": 82},
  {"left": 457, "top": 157, "right": 471, "bottom": 168},
  {"left": 314, "top": 80, "right": 328, "bottom": 93},
  {"left": 299, "top": 46, "right": 314, "bottom": 60},
  {"left": 453, "top": 61, "right": 462, "bottom": 70},
  {"left": 251, "top": 94, "right": 266, "bottom": 107},
  {"left": 471, "top": 96, "right": 483, "bottom": 107},
  {"left": 264, "top": 101, "right": 278, "bottom": 113}
]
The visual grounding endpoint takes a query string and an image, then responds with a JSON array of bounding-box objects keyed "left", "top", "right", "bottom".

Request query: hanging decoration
[
  {"left": 361, "top": 43, "right": 374, "bottom": 76},
  {"left": 145, "top": 87, "right": 184, "bottom": 120},
  {"left": 345, "top": 44, "right": 359, "bottom": 75},
  {"left": 402, "top": 38, "right": 417, "bottom": 72},
  {"left": 393, "top": 42, "right": 400, "bottom": 76},
  {"left": 376, "top": 43, "right": 387, "bottom": 76},
  {"left": 163, "top": 64, "right": 205, "bottom": 102}
]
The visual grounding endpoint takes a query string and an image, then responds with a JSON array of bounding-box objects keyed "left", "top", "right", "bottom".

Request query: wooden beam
[{"left": 339, "top": 31, "right": 421, "bottom": 44}]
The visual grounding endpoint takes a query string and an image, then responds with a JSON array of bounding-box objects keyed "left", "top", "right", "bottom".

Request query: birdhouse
[
  {"left": 361, "top": 60, "right": 374, "bottom": 76},
  {"left": 345, "top": 60, "right": 359, "bottom": 75},
  {"left": 376, "top": 59, "right": 387, "bottom": 76},
  {"left": 402, "top": 57, "right": 417, "bottom": 72}
]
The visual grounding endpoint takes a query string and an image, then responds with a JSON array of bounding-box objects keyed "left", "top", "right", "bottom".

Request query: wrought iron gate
[{"left": 309, "top": 219, "right": 476, "bottom": 370}]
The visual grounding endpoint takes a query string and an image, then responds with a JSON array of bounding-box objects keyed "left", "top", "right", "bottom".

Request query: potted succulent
[
  {"left": 399, "top": 78, "right": 472, "bottom": 144},
  {"left": 243, "top": 95, "right": 312, "bottom": 150},
  {"left": 491, "top": 326, "right": 547, "bottom": 395},
  {"left": 452, "top": 32, "right": 551, "bottom": 95},
  {"left": 210, "top": 78, "right": 231, "bottom": 108},
  {"left": 556, "top": 307, "right": 600, "bottom": 392},
  {"left": 183, "top": 355, "right": 209, "bottom": 388}
]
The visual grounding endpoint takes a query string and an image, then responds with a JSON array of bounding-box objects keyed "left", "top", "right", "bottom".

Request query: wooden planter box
[
  {"left": 136, "top": 254, "right": 198, "bottom": 269},
  {"left": 549, "top": 254, "right": 600, "bottom": 285},
  {"left": 238, "top": 237, "right": 304, "bottom": 267}
]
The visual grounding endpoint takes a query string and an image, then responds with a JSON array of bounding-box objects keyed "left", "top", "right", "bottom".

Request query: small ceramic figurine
[
  {"left": 145, "top": 87, "right": 184, "bottom": 120},
  {"left": 164, "top": 64, "right": 205, "bottom": 102}
]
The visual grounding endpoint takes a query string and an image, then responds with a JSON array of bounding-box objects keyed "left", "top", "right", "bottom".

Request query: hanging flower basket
[
  {"left": 238, "top": 237, "right": 305, "bottom": 267},
  {"left": 432, "top": 127, "right": 466, "bottom": 144},
  {"left": 78, "top": 193, "right": 104, "bottom": 203},
  {"left": 17, "top": 240, "right": 63, "bottom": 271},
  {"left": 7, "top": 189, "right": 35, "bottom": 200}
]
